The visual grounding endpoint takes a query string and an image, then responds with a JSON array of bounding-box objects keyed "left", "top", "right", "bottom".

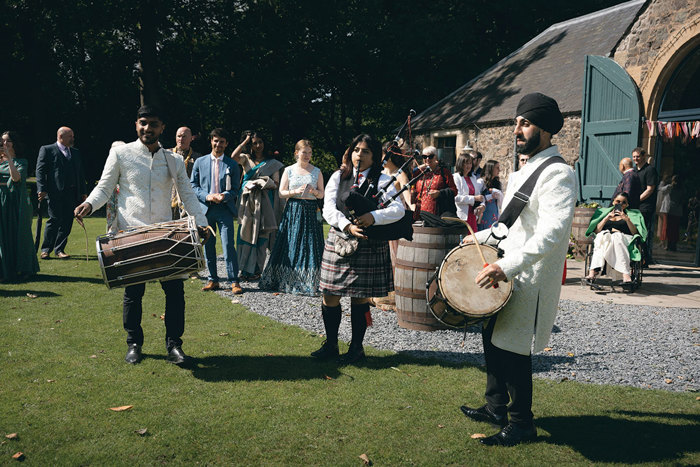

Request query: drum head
[{"left": 437, "top": 244, "right": 512, "bottom": 318}]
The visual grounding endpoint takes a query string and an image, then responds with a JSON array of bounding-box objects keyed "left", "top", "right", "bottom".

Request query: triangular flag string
[{"left": 643, "top": 119, "right": 700, "bottom": 143}]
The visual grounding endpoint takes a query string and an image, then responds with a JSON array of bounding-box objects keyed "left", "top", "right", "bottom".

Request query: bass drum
[{"left": 426, "top": 243, "right": 513, "bottom": 328}]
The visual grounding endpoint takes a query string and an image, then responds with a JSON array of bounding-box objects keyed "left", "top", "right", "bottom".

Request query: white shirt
[
  {"left": 85, "top": 140, "right": 207, "bottom": 230},
  {"left": 323, "top": 168, "right": 405, "bottom": 233},
  {"left": 57, "top": 142, "right": 71, "bottom": 159},
  {"left": 210, "top": 154, "right": 224, "bottom": 194}
]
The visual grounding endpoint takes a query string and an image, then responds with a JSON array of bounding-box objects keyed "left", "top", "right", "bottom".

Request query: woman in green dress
[{"left": 0, "top": 131, "right": 39, "bottom": 280}]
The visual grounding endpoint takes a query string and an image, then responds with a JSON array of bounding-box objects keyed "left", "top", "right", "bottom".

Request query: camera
[{"left": 613, "top": 204, "right": 622, "bottom": 212}]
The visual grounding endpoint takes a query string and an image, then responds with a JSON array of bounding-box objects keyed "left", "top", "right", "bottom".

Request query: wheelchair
[{"left": 582, "top": 233, "right": 643, "bottom": 292}]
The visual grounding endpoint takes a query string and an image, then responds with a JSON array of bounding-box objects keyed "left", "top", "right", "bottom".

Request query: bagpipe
[{"left": 344, "top": 110, "right": 432, "bottom": 241}]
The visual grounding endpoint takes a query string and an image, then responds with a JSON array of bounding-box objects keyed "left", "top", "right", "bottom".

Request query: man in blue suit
[
  {"left": 191, "top": 128, "right": 243, "bottom": 294},
  {"left": 36, "top": 126, "right": 87, "bottom": 259}
]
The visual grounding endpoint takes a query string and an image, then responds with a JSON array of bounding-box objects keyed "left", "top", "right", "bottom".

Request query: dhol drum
[
  {"left": 426, "top": 243, "right": 513, "bottom": 328},
  {"left": 96, "top": 217, "right": 206, "bottom": 289}
]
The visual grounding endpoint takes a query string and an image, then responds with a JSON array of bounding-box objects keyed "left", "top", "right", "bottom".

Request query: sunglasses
[
  {"left": 519, "top": 158, "right": 528, "bottom": 163},
  {"left": 424, "top": 154, "right": 436, "bottom": 159}
]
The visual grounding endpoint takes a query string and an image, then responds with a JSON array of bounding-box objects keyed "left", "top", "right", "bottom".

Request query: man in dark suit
[
  {"left": 36, "top": 127, "right": 87, "bottom": 259},
  {"left": 190, "top": 128, "right": 243, "bottom": 294}
]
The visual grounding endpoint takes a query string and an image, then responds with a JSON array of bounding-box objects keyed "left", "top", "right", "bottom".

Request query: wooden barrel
[
  {"left": 394, "top": 225, "right": 467, "bottom": 331},
  {"left": 571, "top": 207, "right": 596, "bottom": 259}
]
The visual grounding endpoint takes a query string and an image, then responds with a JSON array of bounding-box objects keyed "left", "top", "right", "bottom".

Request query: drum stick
[
  {"left": 75, "top": 216, "right": 89, "bottom": 262},
  {"left": 442, "top": 217, "right": 499, "bottom": 288}
]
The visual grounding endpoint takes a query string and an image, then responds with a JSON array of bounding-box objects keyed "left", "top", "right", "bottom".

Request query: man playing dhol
[
  {"left": 74, "top": 105, "right": 208, "bottom": 365},
  {"left": 190, "top": 128, "right": 243, "bottom": 295},
  {"left": 460, "top": 92, "right": 577, "bottom": 446}
]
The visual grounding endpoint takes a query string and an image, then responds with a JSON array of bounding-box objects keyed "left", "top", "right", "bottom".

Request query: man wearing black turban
[{"left": 459, "top": 93, "right": 576, "bottom": 446}]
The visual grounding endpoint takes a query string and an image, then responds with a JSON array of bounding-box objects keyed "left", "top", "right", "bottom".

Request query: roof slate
[{"left": 412, "top": 0, "right": 645, "bottom": 132}]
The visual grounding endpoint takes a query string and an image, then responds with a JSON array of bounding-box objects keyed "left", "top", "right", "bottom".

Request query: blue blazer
[
  {"left": 190, "top": 154, "right": 241, "bottom": 217},
  {"left": 35, "top": 143, "right": 87, "bottom": 200}
]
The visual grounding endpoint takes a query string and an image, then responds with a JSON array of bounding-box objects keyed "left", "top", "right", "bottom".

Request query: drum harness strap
[
  {"left": 496, "top": 155, "right": 566, "bottom": 229},
  {"left": 163, "top": 152, "right": 216, "bottom": 241}
]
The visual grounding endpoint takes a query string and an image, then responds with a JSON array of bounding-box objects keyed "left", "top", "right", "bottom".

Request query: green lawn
[{"left": 0, "top": 217, "right": 698, "bottom": 465}]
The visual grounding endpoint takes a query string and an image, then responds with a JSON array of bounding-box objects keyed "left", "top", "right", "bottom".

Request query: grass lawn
[{"left": 1, "top": 217, "right": 698, "bottom": 465}]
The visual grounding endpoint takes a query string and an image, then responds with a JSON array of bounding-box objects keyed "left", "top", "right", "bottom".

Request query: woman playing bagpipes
[{"left": 313, "top": 134, "right": 405, "bottom": 364}]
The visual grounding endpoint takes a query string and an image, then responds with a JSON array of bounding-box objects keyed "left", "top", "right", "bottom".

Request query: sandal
[{"left": 582, "top": 277, "right": 596, "bottom": 287}]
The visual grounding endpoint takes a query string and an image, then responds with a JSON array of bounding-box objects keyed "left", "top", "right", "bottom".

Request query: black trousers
[
  {"left": 41, "top": 189, "right": 77, "bottom": 254},
  {"left": 482, "top": 317, "right": 533, "bottom": 426},
  {"left": 123, "top": 279, "right": 185, "bottom": 350}
]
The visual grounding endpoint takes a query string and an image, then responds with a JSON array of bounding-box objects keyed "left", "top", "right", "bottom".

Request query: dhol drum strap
[
  {"left": 497, "top": 156, "right": 566, "bottom": 228},
  {"left": 163, "top": 151, "right": 186, "bottom": 218}
]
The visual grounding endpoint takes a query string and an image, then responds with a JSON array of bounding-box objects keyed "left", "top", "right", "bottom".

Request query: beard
[
  {"left": 139, "top": 132, "right": 159, "bottom": 145},
  {"left": 516, "top": 128, "right": 541, "bottom": 156}
]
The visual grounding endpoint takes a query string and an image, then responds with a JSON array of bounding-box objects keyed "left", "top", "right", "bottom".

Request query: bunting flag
[{"left": 644, "top": 119, "right": 700, "bottom": 143}]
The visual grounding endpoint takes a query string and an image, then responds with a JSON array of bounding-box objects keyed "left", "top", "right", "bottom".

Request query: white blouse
[{"left": 323, "top": 168, "right": 405, "bottom": 232}]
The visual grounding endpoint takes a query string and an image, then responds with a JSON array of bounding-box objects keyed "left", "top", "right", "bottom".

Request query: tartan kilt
[{"left": 319, "top": 228, "right": 394, "bottom": 297}]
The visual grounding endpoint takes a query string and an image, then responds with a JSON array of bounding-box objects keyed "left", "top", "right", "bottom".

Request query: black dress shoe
[
  {"left": 337, "top": 345, "right": 365, "bottom": 365},
  {"left": 310, "top": 341, "right": 339, "bottom": 359},
  {"left": 125, "top": 344, "right": 142, "bottom": 364},
  {"left": 460, "top": 404, "right": 508, "bottom": 428},
  {"left": 167, "top": 346, "right": 187, "bottom": 365},
  {"left": 479, "top": 423, "right": 537, "bottom": 447}
]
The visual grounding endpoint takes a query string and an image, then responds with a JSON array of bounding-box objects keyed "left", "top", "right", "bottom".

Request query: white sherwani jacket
[
  {"left": 475, "top": 145, "right": 576, "bottom": 355},
  {"left": 86, "top": 140, "right": 207, "bottom": 230}
]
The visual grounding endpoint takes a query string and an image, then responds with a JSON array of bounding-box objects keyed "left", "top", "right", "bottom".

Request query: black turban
[{"left": 516, "top": 92, "right": 563, "bottom": 135}]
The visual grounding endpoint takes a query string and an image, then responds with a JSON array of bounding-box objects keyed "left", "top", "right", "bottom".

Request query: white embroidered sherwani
[
  {"left": 475, "top": 145, "right": 576, "bottom": 355},
  {"left": 85, "top": 140, "right": 207, "bottom": 230}
]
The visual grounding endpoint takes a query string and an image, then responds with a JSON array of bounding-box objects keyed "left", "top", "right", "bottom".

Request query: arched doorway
[{"left": 652, "top": 45, "right": 700, "bottom": 266}]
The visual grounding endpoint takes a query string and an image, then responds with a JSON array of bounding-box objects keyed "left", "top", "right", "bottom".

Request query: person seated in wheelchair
[{"left": 584, "top": 192, "right": 647, "bottom": 289}]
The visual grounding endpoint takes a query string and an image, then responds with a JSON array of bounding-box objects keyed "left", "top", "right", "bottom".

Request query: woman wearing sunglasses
[{"left": 411, "top": 146, "right": 457, "bottom": 219}]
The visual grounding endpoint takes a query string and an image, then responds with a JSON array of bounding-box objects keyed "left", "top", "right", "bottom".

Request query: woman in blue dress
[
  {"left": 231, "top": 131, "right": 285, "bottom": 280},
  {"left": 259, "top": 139, "right": 325, "bottom": 295},
  {"left": 477, "top": 159, "right": 503, "bottom": 231}
]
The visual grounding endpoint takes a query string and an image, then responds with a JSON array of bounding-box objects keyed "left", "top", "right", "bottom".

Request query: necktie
[
  {"left": 65, "top": 148, "right": 71, "bottom": 160},
  {"left": 213, "top": 159, "right": 220, "bottom": 194}
]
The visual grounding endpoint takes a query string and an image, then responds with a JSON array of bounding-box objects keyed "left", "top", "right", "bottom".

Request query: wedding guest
[
  {"left": 260, "top": 139, "right": 324, "bottom": 295},
  {"left": 231, "top": 131, "right": 285, "bottom": 280},
  {"left": 0, "top": 131, "right": 39, "bottom": 280}
]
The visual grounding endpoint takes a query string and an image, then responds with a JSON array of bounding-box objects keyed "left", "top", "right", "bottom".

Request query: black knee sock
[
  {"left": 350, "top": 303, "right": 369, "bottom": 349},
  {"left": 321, "top": 304, "right": 342, "bottom": 345}
]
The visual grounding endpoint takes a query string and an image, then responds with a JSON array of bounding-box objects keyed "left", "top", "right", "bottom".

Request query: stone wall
[
  {"left": 420, "top": 115, "right": 580, "bottom": 188},
  {"left": 613, "top": 0, "right": 700, "bottom": 90}
]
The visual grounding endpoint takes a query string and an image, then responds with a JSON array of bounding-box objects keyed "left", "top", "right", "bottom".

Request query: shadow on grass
[
  {"left": 537, "top": 412, "right": 700, "bottom": 463},
  {"left": 0, "top": 289, "right": 60, "bottom": 298},
  {"left": 182, "top": 353, "right": 478, "bottom": 382},
  {"left": 33, "top": 273, "right": 104, "bottom": 285}
]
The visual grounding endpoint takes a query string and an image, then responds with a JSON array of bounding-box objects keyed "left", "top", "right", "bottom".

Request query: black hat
[{"left": 516, "top": 92, "right": 563, "bottom": 135}]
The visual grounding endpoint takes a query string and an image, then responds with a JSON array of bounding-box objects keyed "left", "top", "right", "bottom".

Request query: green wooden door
[{"left": 578, "top": 55, "right": 642, "bottom": 203}]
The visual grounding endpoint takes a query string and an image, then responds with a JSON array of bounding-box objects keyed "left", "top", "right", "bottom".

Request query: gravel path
[{"left": 203, "top": 261, "right": 699, "bottom": 393}]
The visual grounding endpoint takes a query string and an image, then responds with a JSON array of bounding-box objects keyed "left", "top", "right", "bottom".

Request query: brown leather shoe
[
  {"left": 231, "top": 283, "right": 243, "bottom": 295},
  {"left": 40, "top": 252, "right": 50, "bottom": 260},
  {"left": 56, "top": 252, "right": 71, "bottom": 259},
  {"left": 201, "top": 281, "right": 219, "bottom": 291}
]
